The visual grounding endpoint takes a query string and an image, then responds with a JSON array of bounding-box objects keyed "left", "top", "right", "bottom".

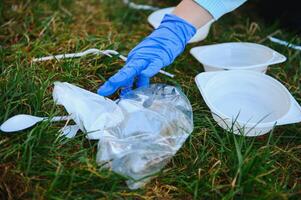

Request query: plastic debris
[
  {"left": 1, "top": 82, "right": 193, "bottom": 189},
  {"left": 268, "top": 36, "right": 301, "bottom": 51},
  {"left": 54, "top": 82, "right": 193, "bottom": 189},
  {"left": 0, "top": 114, "right": 69, "bottom": 133},
  {"left": 32, "top": 48, "right": 174, "bottom": 78},
  {"left": 190, "top": 42, "right": 286, "bottom": 73},
  {"left": 195, "top": 70, "right": 301, "bottom": 136},
  {"left": 122, "top": 0, "right": 159, "bottom": 11},
  {"left": 53, "top": 82, "right": 125, "bottom": 140}
]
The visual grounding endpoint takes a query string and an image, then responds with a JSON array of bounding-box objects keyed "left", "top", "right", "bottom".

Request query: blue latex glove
[
  {"left": 194, "top": 0, "right": 247, "bottom": 19},
  {"left": 97, "top": 14, "right": 196, "bottom": 96}
]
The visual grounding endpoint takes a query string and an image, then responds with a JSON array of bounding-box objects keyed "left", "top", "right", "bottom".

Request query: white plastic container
[
  {"left": 195, "top": 70, "right": 301, "bottom": 136},
  {"left": 190, "top": 42, "right": 287, "bottom": 73},
  {"left": 148, "top": 7, "right": 214, "bottom": 43}
]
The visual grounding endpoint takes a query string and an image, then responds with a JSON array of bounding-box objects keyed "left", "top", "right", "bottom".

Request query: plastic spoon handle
[
  {"left": 33, "top": 49, "right": 174, "bottom": 78},
  {"left": 50, "top": 116, "right": 70, "bottom": 122}
]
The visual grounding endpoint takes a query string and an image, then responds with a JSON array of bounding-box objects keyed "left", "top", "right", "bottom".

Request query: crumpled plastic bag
[
  {"left": 53, "top": 82, "right": 193, "bottom": 189},
  {"left": 53, "top": 82, "right": 124, "bottom": 140}
]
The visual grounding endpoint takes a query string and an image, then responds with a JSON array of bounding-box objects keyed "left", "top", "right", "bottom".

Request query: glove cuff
[
  {"left": 127, "top": 14, "right": 197, "bottom": 67},
  {"left": 160, "top": 14, "right": 197, "bottom": 45}
]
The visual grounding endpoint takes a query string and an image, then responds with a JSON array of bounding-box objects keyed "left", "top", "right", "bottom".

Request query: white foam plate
[
  {"left": 191, "top": 42, "right": 287, "bottom": 73},
  {"left": 195, "top": 70, "right": 301, "bottom": 136}
]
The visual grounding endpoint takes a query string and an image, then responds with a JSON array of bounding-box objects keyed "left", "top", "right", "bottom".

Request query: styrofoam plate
[
  {"left": 195, "top": 70, "right": 301, "bottom": 136},
  {"left": 191, "top": 42, "right": 286, "bottom": 73}
]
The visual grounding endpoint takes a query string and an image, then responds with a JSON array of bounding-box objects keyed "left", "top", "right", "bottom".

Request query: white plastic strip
[
  {"left": 32, "top": 48, "right": 175, "bottom": 78},
  {"left": 268, "top": 36, "right": 301, "bottom": 51},
  {"left": 32, "top": 49, "right": 112, "bottom": 62},
  {"left": 122, "top": 0, "right": 159, "bottom": 11}
]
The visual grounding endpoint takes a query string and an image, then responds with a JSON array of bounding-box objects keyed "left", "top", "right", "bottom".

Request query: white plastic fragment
[
  {"left": 59, "top": 125, "right": 80, "bottom": 138},
  {"left": 268, "top": 36, "right": 301, "bottom": 51},
  {"left": 53, "top": 82, "right": 125, "bottom": 140},
  {"left": 122, "top": 0, "right": 159, "bottom": 11}
]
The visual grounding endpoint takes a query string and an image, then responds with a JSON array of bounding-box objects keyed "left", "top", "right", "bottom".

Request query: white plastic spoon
[{"left": 0, "top": 114, "right": 70, "bottom": 133}]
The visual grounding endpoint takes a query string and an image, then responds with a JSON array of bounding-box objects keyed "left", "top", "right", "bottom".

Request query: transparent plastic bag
[{"left": 53, "top": 83, "right": 193, "bottom": 189}]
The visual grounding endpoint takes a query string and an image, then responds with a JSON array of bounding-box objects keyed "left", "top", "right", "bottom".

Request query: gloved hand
[
  {"left": 97, "top": 14, "right": 196, "bottom": 96},
  {"left": 194, "top": 0, "right": 247, "bottom": 19}
]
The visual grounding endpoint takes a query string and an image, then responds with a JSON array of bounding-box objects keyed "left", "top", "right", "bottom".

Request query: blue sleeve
[{"left": 194, "top": 0, "right": 247, "bottom": 19}]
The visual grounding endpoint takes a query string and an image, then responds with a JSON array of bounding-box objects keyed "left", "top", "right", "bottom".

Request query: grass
[{"left": 1, "top": 0, "right": 301, "bottom": 199}]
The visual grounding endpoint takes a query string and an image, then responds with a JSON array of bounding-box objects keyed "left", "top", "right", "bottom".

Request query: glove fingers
[
  {"left": 120, "top": 77, "right": 134, "bottom": 96},
  {"left": 97, "top": 81, "right": 116, "bottom": 96},
  {"left": 97, "top": 60, "right": 148, "bottom": 96},
  {"left": 137, "top": 76, "right": 150, "bottom": 88},
  {"left": 97, "top": 67, "right": 136, "bottom": 96},
  {"left": 137, "top": 62, "right": 162, "bottom": 88}
]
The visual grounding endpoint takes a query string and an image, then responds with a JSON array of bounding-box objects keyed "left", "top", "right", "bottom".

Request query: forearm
[{"left": 173, "top": 0, "right": 213, "bottom": 29}]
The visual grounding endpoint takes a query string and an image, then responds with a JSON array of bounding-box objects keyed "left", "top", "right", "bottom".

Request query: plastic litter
[
  {"left": 53, "top": 82, "right": 125, "bottom": 140},
  {"left": 268, "top": 36, "right": 301, "bottom": 51},
  {"left": 0, "top": 114, "right": 69, "bottom": 132},
  {"left": 32, "top": 49, "right": 127, "bottom": 62},
  {"left": 195, "top": 70, "right": 301, "bottom": 136},
  {"left": 122, "top": 0, "right": 159, "bottom": 11},
  {"left": 148, "top": 7, "right": 214, "bottom": 43},
  {"left": 55, "top": 82, "right": 193, "bottom": 189},
  {"left": 190, "top": 42, "right": 286, "bottom": 73},
  {"left": 1, "top": 82, "right": 193, "bottom": 189},
  {"left": 59, "top": 124, "right": 80, "bottom": 138},
  {"left": 32, "top": 48, "right": 174, "bottom": 78},
  {"left": 96, "top": 84, "right": 193, "bottom": 189}
]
